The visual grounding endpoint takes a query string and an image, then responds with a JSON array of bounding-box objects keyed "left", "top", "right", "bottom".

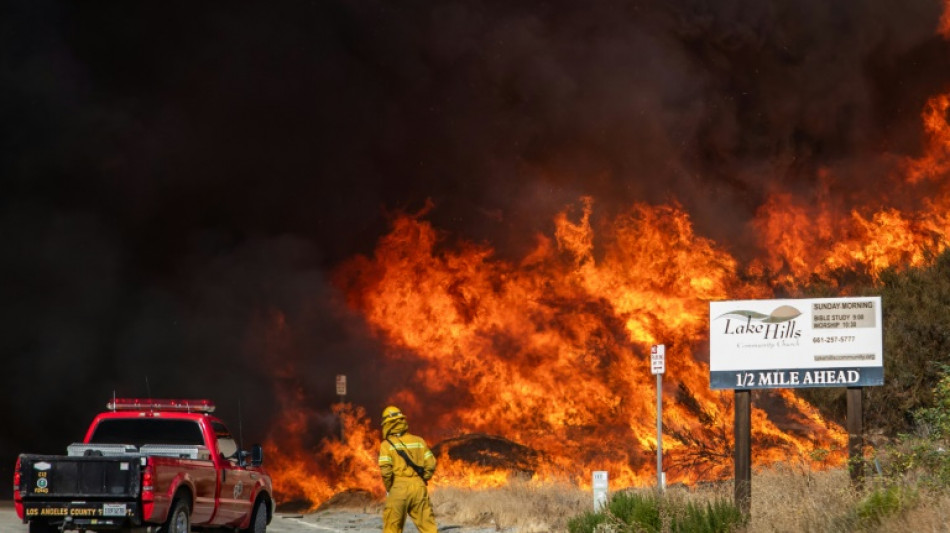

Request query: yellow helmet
[{"left": 381, "top": 405, "right": 405, "bottom": 425}]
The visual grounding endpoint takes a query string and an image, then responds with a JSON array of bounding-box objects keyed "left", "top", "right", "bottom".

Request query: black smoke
[{"left": 2, "top": 0, "right": 948, "bottom": 497}]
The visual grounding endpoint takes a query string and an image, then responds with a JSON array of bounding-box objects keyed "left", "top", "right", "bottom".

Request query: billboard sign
[{"left": 709, "top": 296, "right": 883, "bottom": 389}]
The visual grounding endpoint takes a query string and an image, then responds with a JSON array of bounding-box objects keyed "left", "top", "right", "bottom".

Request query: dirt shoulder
[
  {"left": 279, "top": 490, "right": 516, "bottom": 533},
  {"left": 285, "top": 508, "right": 514, "bottom": 533}
]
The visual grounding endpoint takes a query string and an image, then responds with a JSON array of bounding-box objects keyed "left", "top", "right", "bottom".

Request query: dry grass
[
  {"left": 428, "top": 466, "right": 950, "bottom": 532},
  {"left": 746, "top": 465, "right": 860, "bottom": 532},
  {"left": 432, "top": 478, "right": 589, "bottom": 532},
  {"left": 748, "top": 465, "right": 950, "bottom": 532},
  {"left": 886, "top": 492, "right": 950, "bottom": 532}
]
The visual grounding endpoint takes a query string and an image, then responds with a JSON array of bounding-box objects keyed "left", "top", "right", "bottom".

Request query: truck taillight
[
  {"left": 13, "top": 456, "right": 23, "bottom": 519},
  {"left": 141, "top": 464, "right": 154, "bottom": 501},
  {"left": 13, "top": 457, "right": 20, "bottom": 493}
]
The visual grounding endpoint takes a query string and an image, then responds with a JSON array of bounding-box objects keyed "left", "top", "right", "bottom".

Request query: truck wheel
[
  {"left": 158, "top": 498, "right": 191, "bottom": 533},
  {"left": 242, "top": 499, "right": 268, "bottom": 533},
  {"left": 28, "top": 521, "right": 56, "bottom": 533}
]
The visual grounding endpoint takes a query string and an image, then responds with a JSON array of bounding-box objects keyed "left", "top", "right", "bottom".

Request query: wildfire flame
[
  {"left": 264, "top": 12, "right": 950, "bottom": 510},
  {"left": 266, "top": 196, "right": 848, "bottom": 507},
  {"left": 753, "top": 90, "right": 950, "bottom": 286}
]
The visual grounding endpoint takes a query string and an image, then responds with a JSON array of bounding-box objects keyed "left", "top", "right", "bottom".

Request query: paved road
[
  {"left": 0, "top": 504, "right": 326, "bottom": 532},
  {"left": 0, "top": 502, "right": 496, "bottom": 533}
]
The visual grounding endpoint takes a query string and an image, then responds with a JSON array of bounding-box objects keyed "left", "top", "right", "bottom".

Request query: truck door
[{"left": 211, "top": 422, "right": 254, "bottom": 526}]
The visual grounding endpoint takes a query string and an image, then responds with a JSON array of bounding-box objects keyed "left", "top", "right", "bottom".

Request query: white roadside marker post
[{"left": 592, "top": 470, "right": 608, "bottom": 511}]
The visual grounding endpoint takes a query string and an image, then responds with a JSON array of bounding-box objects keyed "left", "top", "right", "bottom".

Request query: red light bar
[{"left": 106, "top": 398, "right": 216, "bottom": 413}]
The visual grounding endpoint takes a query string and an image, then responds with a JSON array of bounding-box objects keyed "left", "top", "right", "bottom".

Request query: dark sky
[{"left": 2, "top": 0, "right": 949, "bottom": 493}]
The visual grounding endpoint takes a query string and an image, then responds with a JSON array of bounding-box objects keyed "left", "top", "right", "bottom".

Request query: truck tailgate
[{"left": 19, "top": 454, "right": 142, "bottom": 499}]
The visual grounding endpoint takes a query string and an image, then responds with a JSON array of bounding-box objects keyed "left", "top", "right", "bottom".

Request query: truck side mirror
[{"left": 250, "top": 444, "right": 263, "bottom": 467}]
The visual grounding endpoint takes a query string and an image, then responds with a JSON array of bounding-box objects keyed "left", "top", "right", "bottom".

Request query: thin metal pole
[
  {"left": 339, "top": 394, "right": 346, "bottom": 443},
  {"left": 657, "top": 373, "right": 663, "bottom": 490}
]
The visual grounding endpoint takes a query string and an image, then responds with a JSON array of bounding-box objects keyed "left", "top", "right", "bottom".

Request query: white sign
[
  {"left": 650, "top": 344, "right": 665, "bottom": 375},
  {"left": 592, "top": 471, "right": 608, "bottom": 511},
  {"left": 335, "top": 374, "right": 347, "bottom": 396},
  {"left": 709, "top": 296, "right": 883, "bottom": 389}
]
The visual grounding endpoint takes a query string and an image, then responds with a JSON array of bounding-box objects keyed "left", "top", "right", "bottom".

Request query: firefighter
[{"left": 378, "top": 405, "right": 438, "bottom": 533}]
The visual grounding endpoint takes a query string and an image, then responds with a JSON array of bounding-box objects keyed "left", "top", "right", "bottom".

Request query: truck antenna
[
  {"left": 238, "top": 400, "right": 246, "bottom": 466},
  {"left": 145, "top": 376, "right": 152, "bottom": 401},
  {"left": 238, "top": 400, "right": 245, "bottom": 449}
]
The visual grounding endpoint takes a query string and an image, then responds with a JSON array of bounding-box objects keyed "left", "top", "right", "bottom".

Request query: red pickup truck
[{"left": 14, "top": 398, "right": 274, "bottom": 533}]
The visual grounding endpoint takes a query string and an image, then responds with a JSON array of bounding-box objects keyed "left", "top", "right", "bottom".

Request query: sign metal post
[{"left": 651, "top": 344, "right": 665, "bottom": 491}]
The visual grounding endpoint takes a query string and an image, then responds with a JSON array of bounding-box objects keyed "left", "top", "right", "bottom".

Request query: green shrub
[
  {"left": 670, "top": 499, "right": 747, "bottom": 533},
  {"left": 832, "top": 484, "right": 917, "bottom": 531},
  {"left": 898, "top": 440, "right": 950, "bottom": 489},
  {"left": 566, "top": 490, "right": 744, "bottom": 533},
  {"left": 857, "top": 484, "right": 914, "bottom": 524},
  {"left": 872, "top": 365, "right": 950, "bottom": 489},
  {"left": 914, "top": 365, "right": 950, "bottom": 439},
  {"left": 607, "top": 491, "right": 661, "bottom": 532},
  {"left": 567, "top": 510, "right": 608, "bottom": 533}
]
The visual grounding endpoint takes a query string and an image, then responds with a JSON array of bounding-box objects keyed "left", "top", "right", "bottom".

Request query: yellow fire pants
[{"left": 383, "top": 477, "right": 437, "bottom": 533}]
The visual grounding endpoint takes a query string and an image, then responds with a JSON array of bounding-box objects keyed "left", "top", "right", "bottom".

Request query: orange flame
[
  {"left": 265, "top": 402, "right": 384, "bottom": 506},
  {"left": 754, "top": 91, "right": 950, "bottom": 286},
  {"left": 265, "top": 196, "right": 851, "bottom": 508},
  {"left": 905, "top": 94, "right": 950, "bottom": 184}
]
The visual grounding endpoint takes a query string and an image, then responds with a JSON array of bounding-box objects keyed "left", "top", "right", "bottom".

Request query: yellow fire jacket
[{"left": 378, "top": 433, "right": 437, "bottom": 492}]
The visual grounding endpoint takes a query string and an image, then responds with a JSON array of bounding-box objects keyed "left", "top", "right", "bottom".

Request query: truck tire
[
  {"left": 28, "top": 521, "right": 56, "bottom": 533},
  {"left": 242, "top": 499, "right": 268, "bottom": 533},
  {"left": 158, "top": 498, "right": 191, "bottom": 533}
]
